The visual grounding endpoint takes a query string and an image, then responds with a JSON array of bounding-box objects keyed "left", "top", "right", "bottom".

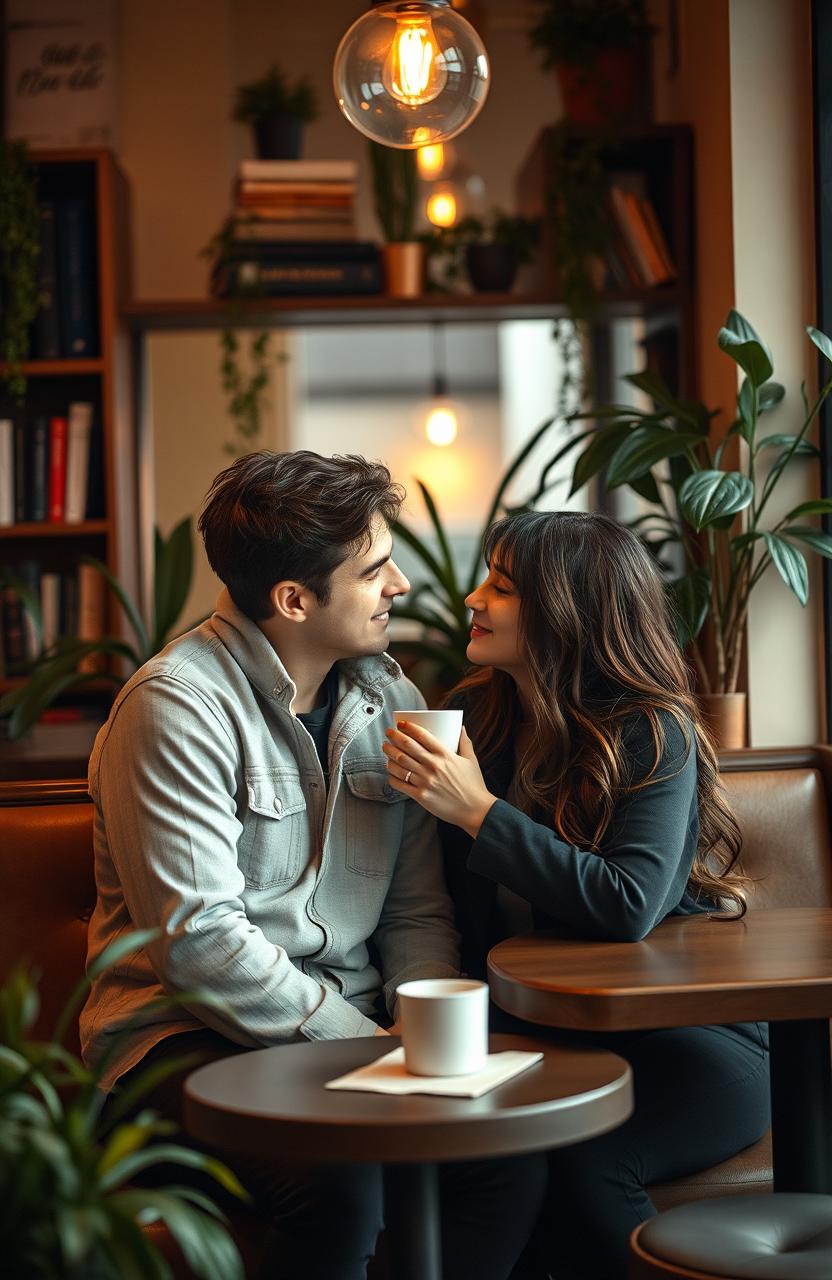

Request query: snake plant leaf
[
  {"left": 568, "top": 421, "right": 632, "bottom": 495},
  {"left": 806, "top": 325, "right": 832, "bottom": 367},
  {"left": 479, "top": 414, "right": 559, "bottom": 535},
  {"left": 678, "top": 470, "right": 754, "bottom": 531},
  {"left": 762, "top": 532, "right": 809, "bottom": 606},
  {"left": 605, "top": 425, "right": 705, "bottom": 489},
  {"left": 718, "top": 310, "right": 774, "bottom": 387},
  {"left": 153, "top": 516, "right": 194, "bottom": 653},
  {"left": 668, "top": 569, "right": 712, "bottom": 647},
  {"left": 81, "top": 555, "right": 150, "bottom": 659},
  {"left": 101, "top": 1205, "right": 175, "bottom": 1280},
  {"left": 783, "top": 525, "right": 832, "bottom": 559},
  {"left": 392, "top": 518, "right": 457, "bottom": 602},
  {"left": 783, "top": 498, "right": 832, "bottom": 521}
]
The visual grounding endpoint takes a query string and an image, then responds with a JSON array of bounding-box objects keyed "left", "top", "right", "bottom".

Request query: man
[{"left": 82, "top": 451, "right": 545, "bottom": 1280}]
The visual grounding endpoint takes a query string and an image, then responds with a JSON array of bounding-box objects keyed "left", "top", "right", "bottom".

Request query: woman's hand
[{"left": 383, "top": 721, "right": 497, "bottom": 838}]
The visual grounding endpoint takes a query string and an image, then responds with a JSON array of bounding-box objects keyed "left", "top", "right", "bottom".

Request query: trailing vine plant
[
  {"left": 0, "top": 141, "right": 41, "bottom": 400},
  {"left": 203, "top": 216, "right": 281, "bottom": 456}
]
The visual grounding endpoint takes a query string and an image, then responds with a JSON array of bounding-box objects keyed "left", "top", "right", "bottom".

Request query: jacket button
[{"left": 365, "top": 706, "right": 374, "bottom": 714}]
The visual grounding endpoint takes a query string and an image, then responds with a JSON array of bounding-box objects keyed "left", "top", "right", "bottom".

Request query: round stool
[{"left": 629, "top": 1194, "right": 832, "bottom": 1279}]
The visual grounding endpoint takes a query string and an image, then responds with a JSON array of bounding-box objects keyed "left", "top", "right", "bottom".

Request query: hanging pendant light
[
  {"left": 423, "top": 322, "right": 459, "bottom": 446},
  {"left": 333, "top": 1, "right": 490, "bottom": 150}
]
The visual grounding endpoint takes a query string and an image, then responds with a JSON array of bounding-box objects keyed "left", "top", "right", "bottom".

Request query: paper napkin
[{"left": 325, "top": 1047, "right": 543, "bottom": 1098}]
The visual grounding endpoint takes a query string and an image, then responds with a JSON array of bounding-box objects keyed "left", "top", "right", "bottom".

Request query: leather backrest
[
  {"left": 719, "top": 749, "right": 832, "bottom": 909},
  {"left": 0, "top": 783, "right": 94, "bottom": 1057}
]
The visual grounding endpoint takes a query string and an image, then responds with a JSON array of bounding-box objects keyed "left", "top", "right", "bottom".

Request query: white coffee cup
[
  {"left": 397, "top": 977, "right": 489, "bottom": 1076},
  {"left": 396, "top": 709, "right": 463, "bottom": 753}
]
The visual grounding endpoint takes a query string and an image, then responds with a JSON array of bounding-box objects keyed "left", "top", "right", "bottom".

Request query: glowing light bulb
[
  {"left": 417, "top": 143, "right": 445, "bottom": 179},
  {"left": 333, "top": 1, "right": 490, "bottom": 150},
  {"left": 382, "top": 19, "right": 447, "bottom": 105},
  {"left": 426, "top": 189, "right": 457, "bottom": 227},
  {"left": 425, "top": 404, "right": 458, "bottom": 446}
]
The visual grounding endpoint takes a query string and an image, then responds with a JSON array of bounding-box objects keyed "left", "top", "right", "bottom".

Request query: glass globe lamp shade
[{"left": 333, "top": 1, "right": 490, "bottom": 149}]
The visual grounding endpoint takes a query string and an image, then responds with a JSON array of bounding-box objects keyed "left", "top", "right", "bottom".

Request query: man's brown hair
[{"left": 198, "top": 451, "right": 404, "bottom": 619}]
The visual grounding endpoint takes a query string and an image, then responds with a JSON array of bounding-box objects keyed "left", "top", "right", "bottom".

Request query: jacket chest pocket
[
  {"left": 343, "top": 763, "right": 406, "bottom": 878},
  {"left": 238, "top": 769, "right": 308, "bottom": 888}
]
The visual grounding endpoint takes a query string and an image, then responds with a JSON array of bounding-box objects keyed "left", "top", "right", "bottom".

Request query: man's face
[{"left": 308, "top": 515, "right": 410, "bottom": 661}]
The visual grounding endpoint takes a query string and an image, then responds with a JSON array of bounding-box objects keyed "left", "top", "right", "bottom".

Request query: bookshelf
[{"left": 0, "top": 149, "right": 136, "bottom": 766}]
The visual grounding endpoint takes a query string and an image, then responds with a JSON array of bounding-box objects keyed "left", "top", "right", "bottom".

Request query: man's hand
[{"left": 383, "top": 722, "right": 496, "bottom": 838}]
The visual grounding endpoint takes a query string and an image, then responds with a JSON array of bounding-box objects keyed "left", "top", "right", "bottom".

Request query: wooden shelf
[
  {"left": 0, "top": 520, "right": 108, "bottom": 539},
  {"left": 124, "top": 287, "right": 683, "bottom": 332},
  {"left": 1, "top": 358, "right": 105, "bottom": 377}
]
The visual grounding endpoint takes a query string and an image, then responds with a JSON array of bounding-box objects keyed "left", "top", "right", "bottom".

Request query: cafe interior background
[{"left": 0, "top": 0, "right": 825, "bottom": 779}]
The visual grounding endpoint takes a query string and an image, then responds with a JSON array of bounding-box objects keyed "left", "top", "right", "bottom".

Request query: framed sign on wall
[{"left": 4, "top": 0, "right": 117, "bottom": 148}]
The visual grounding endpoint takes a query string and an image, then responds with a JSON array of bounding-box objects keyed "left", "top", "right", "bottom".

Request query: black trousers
[
  {"left": 527, "top": 1021, "right": 771, "bottom": 1280},
  {"left": 106, "top": 1028, "right": 548, "bottom": 1280}
]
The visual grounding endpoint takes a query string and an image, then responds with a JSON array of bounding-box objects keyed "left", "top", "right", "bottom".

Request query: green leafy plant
[
  {"left": 0, "top": 929, "right": 246, "bottom": 1279},
  {"left": 1, "top": 516, "right": 200, "bottom": 739},
  {"left": 369, "top": 142, "right": 419, "bottom": 243},
  {"left": 421, "top": 210, "right": 540, "bottom": 291},
  {"left": 554, "top": 310, "right": 832, "bottom": 694},
  {"left": 391, "top": 414, "right": 563, "bottom": 687},
  {"left": 231, "top": 64, "right": 318, "bottom": 124},
  {"left": 529, "top": 0, "right": 653, "bottom": 69},
  {"left": 0, "top": 140, "right": 41, "bottom": 400}
]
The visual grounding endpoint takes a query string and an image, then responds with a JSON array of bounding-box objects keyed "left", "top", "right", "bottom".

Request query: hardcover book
[
  {"left": 48, "top": 415, "right": 68, "bottom": 522},
  {"left": 56, "top": 196, "right": 99, "bottom": 357}
]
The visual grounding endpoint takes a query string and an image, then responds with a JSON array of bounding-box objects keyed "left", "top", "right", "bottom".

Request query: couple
[{"left": 82, "top": 450, "right": 769, "bottom": 1280}]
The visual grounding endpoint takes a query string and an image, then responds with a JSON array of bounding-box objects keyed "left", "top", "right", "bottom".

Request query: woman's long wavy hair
[{"left": 452, "top": 510, "right": 748, "bottom": 914}]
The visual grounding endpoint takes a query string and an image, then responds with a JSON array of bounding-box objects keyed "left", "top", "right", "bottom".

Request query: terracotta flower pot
[
  {"left": 696, "top": 693, "right": 748, "bottom": 751},
  {"left": 556, "top": 45, "right": 651, "bottom": 127},
  {"left": 382, "top": 243, "right": 425, "bottom": 299}
]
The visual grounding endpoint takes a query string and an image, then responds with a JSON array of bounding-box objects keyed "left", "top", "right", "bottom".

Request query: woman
[{"left": 384, "top": 510, "right": 770, "bottom": 1280}]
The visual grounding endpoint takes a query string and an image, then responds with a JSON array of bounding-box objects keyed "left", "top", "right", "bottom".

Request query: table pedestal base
[
  {"left": 384, "top": 1163, "right": 441, "bottom": 1280},
  {"left": 770, "top": 1018, "right": 832, "bottom": 1193}
]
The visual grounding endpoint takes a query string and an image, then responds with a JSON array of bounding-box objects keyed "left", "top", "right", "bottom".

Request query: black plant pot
[
  {"left": 465, "top": 243, "right": 518, "bottom": 293},
  {"left": 253, "top": 114, "right": 303, "bottom": 160}
]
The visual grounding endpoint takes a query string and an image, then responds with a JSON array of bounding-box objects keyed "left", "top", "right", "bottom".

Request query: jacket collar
[{"left": 210, "top": 589, "right": 402, "bottom": 708}]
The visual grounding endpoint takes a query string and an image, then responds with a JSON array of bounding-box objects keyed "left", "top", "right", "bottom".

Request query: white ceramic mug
[
  {"left": 397, "top": 977, "right": 489, "bottom": 1076},
  {"left": 396, "top": 708, "right": 463, "bottom": 752}
]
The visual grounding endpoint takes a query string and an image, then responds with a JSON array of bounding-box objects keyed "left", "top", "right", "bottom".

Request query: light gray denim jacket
[{"left": 81, "top": 590, "right": 460, "bottom": 1090}]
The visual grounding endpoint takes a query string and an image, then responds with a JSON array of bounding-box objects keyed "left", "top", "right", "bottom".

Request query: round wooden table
[
  {"left": 184, "top": 1031, "right": 633, "bottom": 1280},
  {"left": 488, "top": 907, "right": 832, "bottom": 1194}
]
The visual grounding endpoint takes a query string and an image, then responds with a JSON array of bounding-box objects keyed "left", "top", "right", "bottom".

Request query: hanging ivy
[
  {"left": 0, "top": 141, "right": 41, "bottom": 400},
  {"left": 219, "top": 322, "right": 275, "bottom": 457}
]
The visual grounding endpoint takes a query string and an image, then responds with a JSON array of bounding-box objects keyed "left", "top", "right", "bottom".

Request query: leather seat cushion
[
  {"left": 635, "top": 1192, "right": 832, "bottom": 1278},
  {"left": 650, "top": 1132, "right": 772, "bottom": 1212}
]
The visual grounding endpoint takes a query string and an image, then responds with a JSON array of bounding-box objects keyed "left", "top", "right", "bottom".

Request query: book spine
[
  {"left": 64, "top": 401, "right": 94, "bottom": 524},
  {"left": 1, "top": 586, "right": 26, "bottom": 669},
  {"left": 84, "top": 416, "right": 105, "bottom": 519},
  {"left": 48, "top": 416, "right": 68, "bottom": 522},
  {"left": 40, "top": 571, "right": 61, "bottom": 652},
  {"left": 238, "top": 160, "right": 358, "bottom": 182},
  {"left": 13, "top": 418, "right": 27, "bottom": 523},
  {"left": 214, "top": 259, "right": 383, "bottom": 297},
  {"left": 61, "top": 568, "right": 78, "bottom": 639},
  {"left": 34, "top": 200, "right": 61, "bottom": 360},
  {"left": 57, "top": 197, "right": 98, "bottom": 358},
  {"left": 638, "top": 197, "right": 677, "bottom": 280},
  {"left": 29, "top": 416, "right": 49, "bottom": 522},
  {"left": 609, "top": 187, "right": 654, "bottom": 286},
  {"left": 77, "top": 562, "right": 106, "bottom": 672},
  {"left": 17, "top": 560, "right": 41, "bottom": 662},
  {"left": 0, "top": 419, "right": 13, "bottom": 527}
]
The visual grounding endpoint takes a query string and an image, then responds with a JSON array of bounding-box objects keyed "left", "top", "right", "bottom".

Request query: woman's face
[{"left": 464, "top": 556, "right": 524, "bottom": 675}]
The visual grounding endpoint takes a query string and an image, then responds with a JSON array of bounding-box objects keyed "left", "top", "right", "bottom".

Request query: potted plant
[
  {"left": 551, "top": 310, "right": 832, "bottom": 747},
  {"left": 0, "top": 140, "right": 41, "bottom": 400},
  {"left": 1, "top": 516, "right": 201, "bottom": 739},
  {"left": 368, "top": 141, "right": 423, "bottom": 298},
  {"left": 0, "top": 931, "right": 246, "bottom": 1278},
  {"left": 422, "top": 211, "right": 540, "bottom": 293},
  {"left": 232, "top": 64, "right": 318, "bottom": 160},
  {"left": 529, "top": 0, "right": 654, "bottom": 126}
]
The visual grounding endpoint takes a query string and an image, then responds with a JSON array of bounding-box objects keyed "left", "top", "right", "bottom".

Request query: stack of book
[
  {"left": 32, "top": 197, "right": 99, "bottom": 359},
  {"left": 212, "top": 159, "right": 382, "bottom": 297},
  {"left": 0, "top": 402, "right": 104, "bottom": 528},
  {"left": 605, "top": 181, "right": 677, "bottom": 290},
  {"left": 0, "top": 559, "right": 106, "bottom": 674}
]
